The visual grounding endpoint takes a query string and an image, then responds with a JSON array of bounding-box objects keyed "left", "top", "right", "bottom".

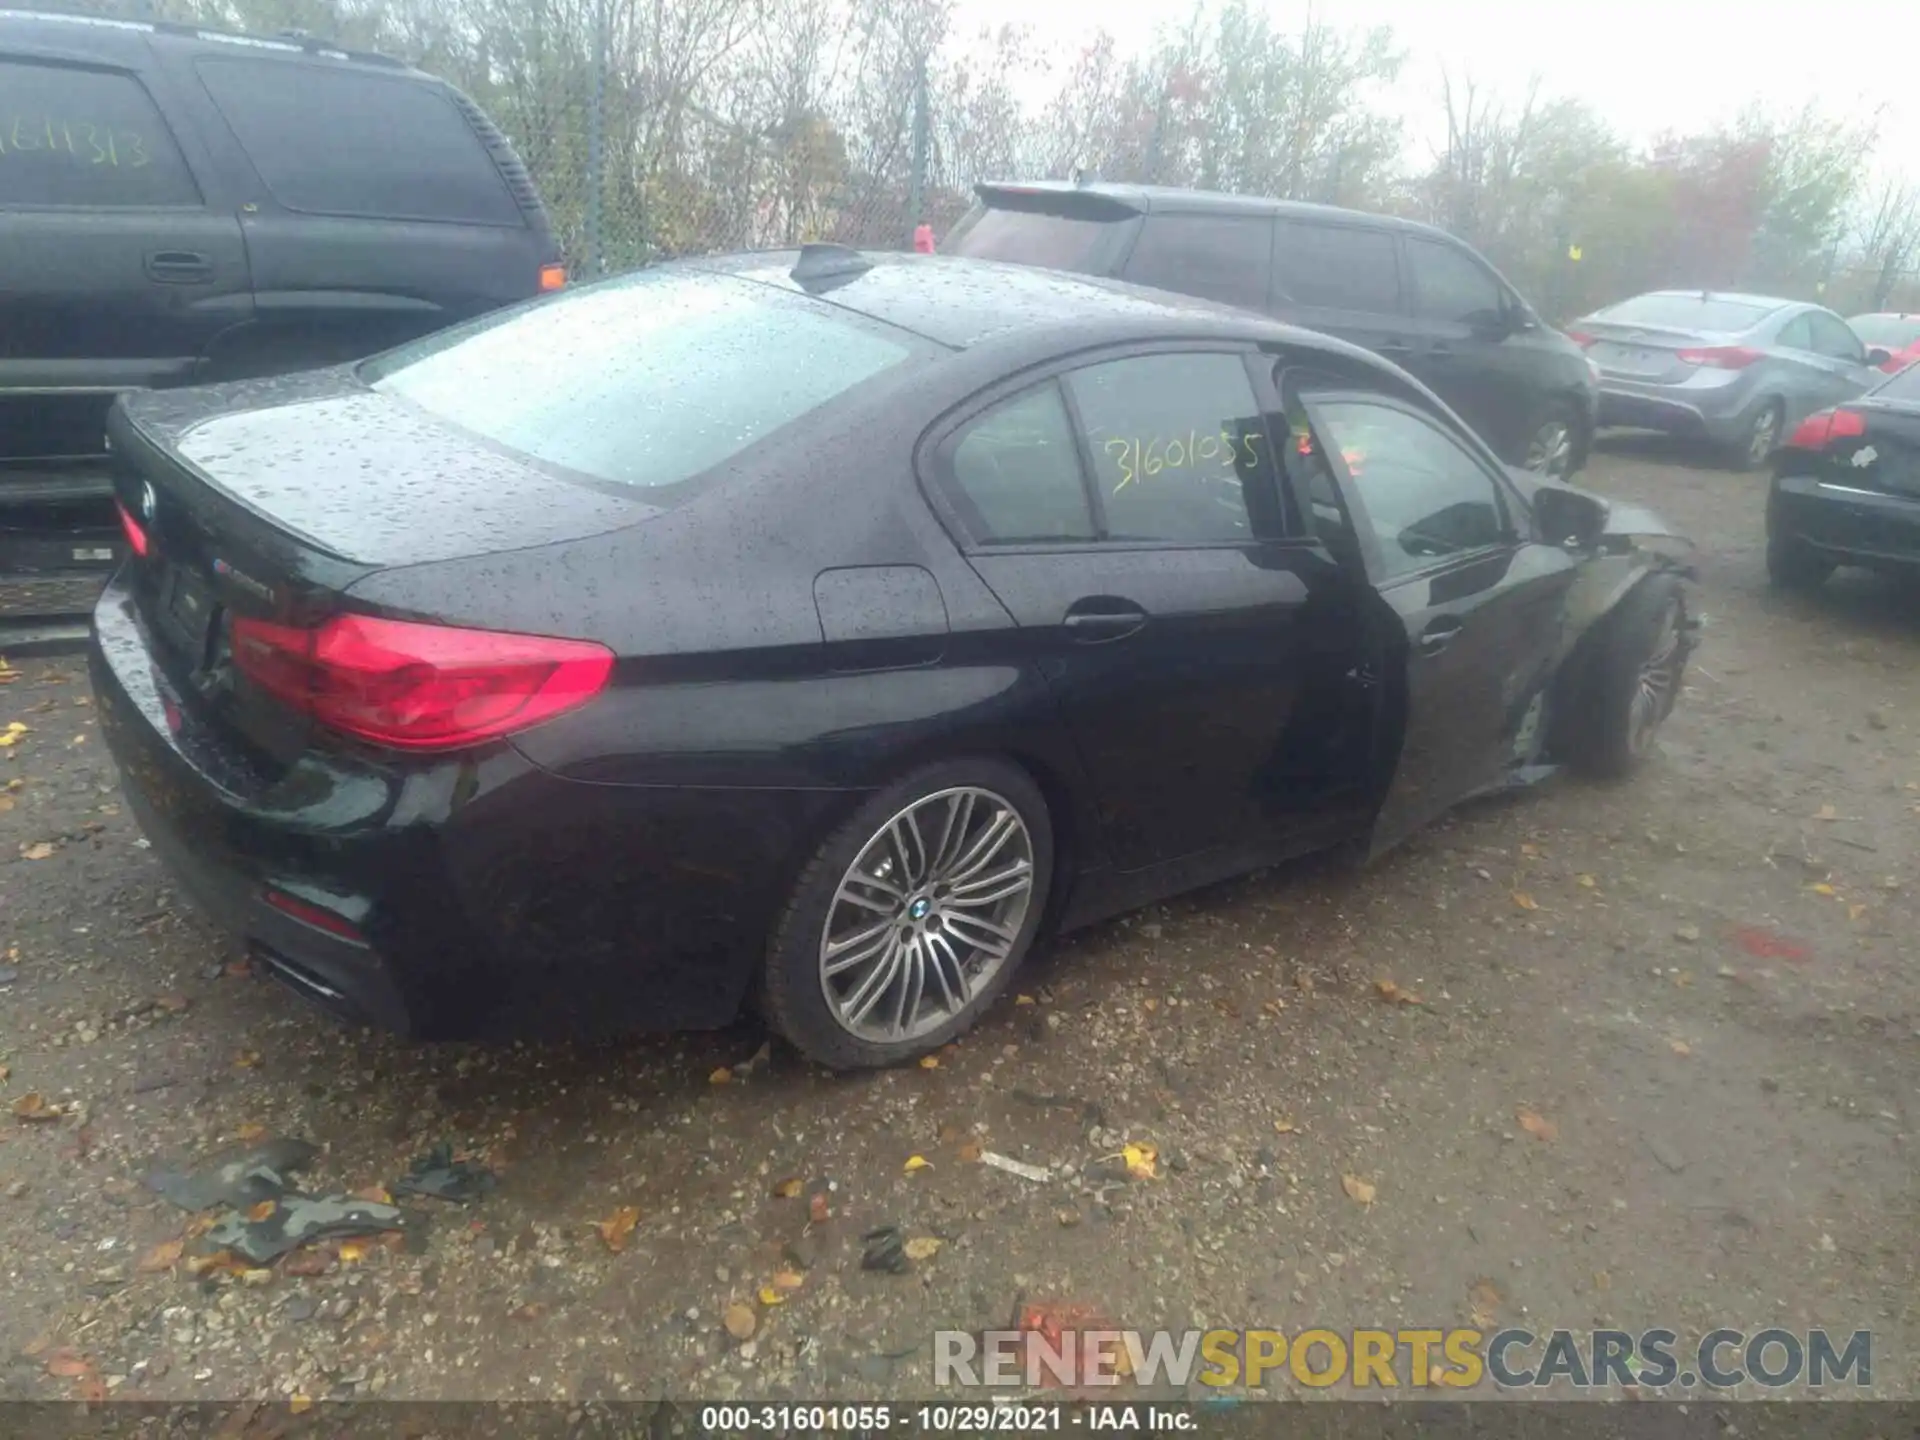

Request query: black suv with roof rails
[
  {"left": 942, "top": 181, "right": 1599, "bottom": 483},
  {"left": 0, "top": 8, "right": 563, "bottom": 650}
]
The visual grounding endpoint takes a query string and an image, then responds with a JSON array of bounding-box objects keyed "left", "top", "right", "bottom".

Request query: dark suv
[
  {"left": 1, "top": 9, "right": 562, "bottom": 649},
  {"left": 943, "top": 182, "right": 1598, "bottom": 480}
]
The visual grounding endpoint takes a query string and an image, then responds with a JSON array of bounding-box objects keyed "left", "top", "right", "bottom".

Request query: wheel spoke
[
  {"left": 842, "top": 935, "right": 904, "bottom": 1027},
  {"left": 824, "top": 917, "right": 895, "bottom": 971},
  {"left": 891, "top": 938, "right": 926, "bottom": 1036},
  {"left": 925, "top": 932, "right": 968, "bottom": 1013},
  {"left": 945, "top": 810, "right": 1018, "bottom": 885},
  {"left": 835, "top": 882, "right": 898, "bottom": 917},
  {"left": 943, "top": 909, "right": 1015, "bottom": 957},
  {"left": 843, "top": 864, "right": 903, "bottom": 902},
  {"left": 945, "top": 858, "right": 1032, "bottom": 908},
  {"left": 929, "top": 791, "right": 975, "bottom": 877}
]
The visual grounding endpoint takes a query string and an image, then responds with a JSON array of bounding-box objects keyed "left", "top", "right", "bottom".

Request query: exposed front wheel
[
  {"left": 761, "top": 758, "right": 1053, "bottom": 1070},
  {"left": 1556, "top": 574, "right": 1690, "bottom": 779},
  {"left": 1523, "top": 404, "right": 1579, "bottom": 479}
]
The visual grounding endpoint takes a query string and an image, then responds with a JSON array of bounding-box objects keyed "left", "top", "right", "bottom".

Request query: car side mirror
[
  {"left": 1866, "top": 346, "right": 1893, "bottom": 367},
  {"left": 1532, "top": 482, "right": 1608, "bottom": 551}
]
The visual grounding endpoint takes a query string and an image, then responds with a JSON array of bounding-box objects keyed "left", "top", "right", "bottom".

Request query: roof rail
[{"left": 0, "top": 7, "right": 410, "bottom": 67}]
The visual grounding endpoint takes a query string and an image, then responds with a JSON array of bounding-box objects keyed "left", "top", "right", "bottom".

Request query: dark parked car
[
  {"left": 90, "top": 249, "right": 1695, "bottom": 1070},
  {"left": 1572, "top": 291, "right": 1891, "bottom": 470},
  {"left": 940, "top": 181, "right": 1600, "bottom": 481},
  {"left": 1, "top": 8, "right": 562, "bottom": 650},
  {"left": 1767, "top": 358, "right": 1920, "bottom": 589}
]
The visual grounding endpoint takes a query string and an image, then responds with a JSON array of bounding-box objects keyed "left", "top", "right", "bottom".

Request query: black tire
[
  {"left": 1554, "top": 573, "right": 1689, "bottom": 780},
  {"left": 1726, "top": 400, "right": 1783, "bottom": 472},
  {"left": 761, "top": 756, "right": 1054, "bottom": 1070},
  {"left": 1766, "top": 530, "right": 1834, "bottom": 592}
]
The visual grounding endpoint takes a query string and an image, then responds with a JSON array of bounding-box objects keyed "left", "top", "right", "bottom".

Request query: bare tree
[{"left": 1854, "top": 179, "right": 1920, "bottom": 310}]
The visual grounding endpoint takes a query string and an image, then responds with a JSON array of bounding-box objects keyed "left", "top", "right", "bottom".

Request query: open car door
[{"left": 1283, "top": 385, "right": 1581, "bottom": 859}]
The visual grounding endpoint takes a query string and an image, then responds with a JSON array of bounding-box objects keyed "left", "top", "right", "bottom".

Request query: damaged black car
[{"left": 88, "top": 248, "right": 1697, "bottom": 1070}]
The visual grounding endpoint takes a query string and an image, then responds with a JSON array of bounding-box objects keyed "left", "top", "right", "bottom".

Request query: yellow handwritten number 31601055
[{"left": 1105, "top": 430, "right": 1262, "bottom": 493}]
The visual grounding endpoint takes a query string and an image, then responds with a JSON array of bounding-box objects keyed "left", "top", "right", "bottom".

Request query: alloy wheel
[
  {"left": 1627, "top": 601, "right": 1684, "bottom": 756},
  {"left": 1747, "top": 406, "right": 1781, "bottom": 466},
  {"left": 1525, "top": 420, "right": 1573, "bottom": 478},
  {"left": 818, "top": 786, "right": 1036, "bottom": 1043}
]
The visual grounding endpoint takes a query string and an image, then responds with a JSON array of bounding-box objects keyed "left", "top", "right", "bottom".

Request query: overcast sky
[{"left": 954, "top": 0, "right": 1920, "bottom": 183}]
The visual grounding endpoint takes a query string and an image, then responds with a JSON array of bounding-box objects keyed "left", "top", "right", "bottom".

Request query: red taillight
[
  {"left": 1566, "top": 330, "right": 1596, "bottom": 348},
  {"left": 229, "top": 613, "right": 613, "bottom": 752},
  {"left": 1784, "top": 407, "right": 1867, "bottom": 450},
  {"left": 262, "top": 887, "right": 367, "bottom": 944},
  {"left": 1676, "top": 345, "right": 1763, "bottom": 370},
  {"left": 539, "top": 263, "right": 567, "bottom": 292},
  {"left": 115, "top": 500, "right": 150, "bottom": 558}
]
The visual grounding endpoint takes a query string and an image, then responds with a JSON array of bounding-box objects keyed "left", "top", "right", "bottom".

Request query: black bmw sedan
[{"left": 91, "top": 247, "right": 1695, "bottom": 1069}]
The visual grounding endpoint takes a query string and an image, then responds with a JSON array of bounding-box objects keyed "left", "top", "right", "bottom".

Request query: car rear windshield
[
  {"left": 1850, "top": 315, "right": 1920, "bottom": 347},
  {"left": 361, "top": 269, "right": 914, "bottom": 492},
  {"left": 942, "top": 204, "right": 1117, "bottom": 271},
  {"left": 1598, "top": 294, "right": 1775, "bottom": 332}
]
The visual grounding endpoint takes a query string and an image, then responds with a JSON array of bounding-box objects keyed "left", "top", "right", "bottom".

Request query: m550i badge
[{"left": 212, "top": 558, "right": 274, "bottom": 604}]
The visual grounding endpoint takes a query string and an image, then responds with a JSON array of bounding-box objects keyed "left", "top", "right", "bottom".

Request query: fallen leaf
[
  {"left": 1519, "top": 842, "right": 1540, "bottom": 857},
  {"left": 1511, "top": 891, "right": 1539, "bottom": 911},
  {"left": 903, "top": 1236, "right": 943, "bottom": 1261},
  {"left": 246, "top": 1200, "right": 277, "bottom": 1223},
  {"left": 0, "top": 796, "right": 12, "bottom": 813},
  {"left": 1577, "top": 874, "right": 1598, "bottom": 889},
  {"left": 11, "top": 1092, "right": 62, "bottom": 1122},
  {"left": 279, "top": 1247, "right": 333, "bottom": 1277},
  {"left": 772, "top": 1176, "right": 803, "bottom": 1199},
  {"left": 808, "top": 1192, "right": 830, "bottom": 1224},
  {"left": 0, "top": 1065, "right": 8, "bottom": 1081},
  {"left": 1847, "top": 903, "right": 1867, "bottom": 923},
  {"left": 511, "top": 1302, "right": 548, "bottom": 1320},
  {"left": 1142, "top": 998, "right": 1159, "bottom": 1013},
  {"left": 136, "top": 1239, "right": 184, "bottom": 1273},
  {"left": 708, "top": 1067, "right": 732, "bottom": 1085},
  {"left": 596, "top": 1205, "right": 640, "bottom": 1253},
  {"left": 903, "top": 1154, "right": 931, "bottom": 1174},
  {"left": 1340, "top": 1173, "right": 1377, "bottom": 1206},
  {"left": 723, "top": 1302, "right": 757, "bottom": 1340},
  {"left": 289, "top": 1397, "right": 313, "bottom": 1416},
  {"left": 351, "top": 1185, "right": 392, "bottom": 1205},
  {"left": 153, "top": 994, "right": 190, "bottom": 1014},
  {"left": 1262, "top": 998, "right": 1287, "bottom": 1017},
  {"left": 20, "top": 842, "right": 55, "bottom": 861},
  {"left": 1810, "top": 882, "right": 1838, "bottom": 897},
  {"left": 771, "top": 1269, "right": 806, "bottom": 1291},
  {"left": 918, "top": 1054, "right": 940, "bottom": 1069},
  {"left": 1121, "top": 1141, "right": 1158, "bottom": 1181},
  {"left": 1373, "top": 979, "right": 1423, "bottom": 1006},
  {"left": 1668, "top": 1039, "right": 1692, "bottom": 1057},
  {"left": 757, "top": 1285, "right": 786, "bottom": 1306},
  {"left": 1516, "top": 1106, "right": 1558, "bottom": 1142},
  {"left": 1468, "top": 1277, "right": 1502, "bottom": 1327},
  {"left": 957, "top": 1139, "right": 983, "bottom": 1163},
  {"left": 336, "top": 1240, "right": 370, "bottom": 1264},
  {"left": 1014, "top": 994, "right": 1036, "bottom": 1006},
  {"left": 43, "top": 1350, "right": 93, "bottom": 1379},
  {"left": 186, "top": 1250, "right": 242, "bottom": 1277},
  {"left": 1735, "top": 925, "right": 1811, "bottom": 962},
  {"left": 231, "top": 1051, "right": 260, "bottom": 1070},
  {"left": 1814, "top": 803, "right": 1839, "bottom": 821},
  {"left": 1273, "top": 1117, "right": 1298, "bottom": 1135}
]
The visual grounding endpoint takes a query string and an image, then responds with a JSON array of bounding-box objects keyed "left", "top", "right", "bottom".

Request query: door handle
[
  {"left": 146, "top": 251, "right": 215, "bottom": 284},
  {"left": 1417, "top": 617, "right": 1463, "bottom": 656},
  {"left": 1062, "top": 602, "right": 1148, "bottom": 643}
]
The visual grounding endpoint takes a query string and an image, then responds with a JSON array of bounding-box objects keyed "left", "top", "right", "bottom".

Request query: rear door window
[
  {"left": 1776, "top": 314, "right": 1815, "bottom": 352},
  {"left": 948, "top": 385, "right": 1097, "bottom": 544},
  {"left": 1272, "top": 221, "right": 1401, "bottom": 314},
  {"left": 1405, "top": 237, "right": 1506, "bottom": 326},
  {"left": 1806, "top": 311, "right": 1866, "bottom": 362},
  {"left": 195, "top": 57, "right": 519, "bottom": 225},
  {"left": 1066, "top": 352, "right": 1279, "bottom": 544},
  {"left": 1122, "top": 214, "right": 1274, "bottom": 311},
  {"left": 0, "top": 58, "right": 199, "bottom": 207}
]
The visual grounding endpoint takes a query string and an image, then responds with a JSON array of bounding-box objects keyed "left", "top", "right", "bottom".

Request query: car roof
[
  {"left": 691, "top": 248, "right": 1321, "bottom": 352},
  {"left": 1850, "top": 311, "right": 1919, "bottom": 321},
  {"left": 974, "top": 180, "right": 1471, "bottom": 246},
  {"left": 1632, "top": 289, "right": 1800, "bottom": 311},
  {"left": 0, "top": 7, "right": 416, "bottom": 75}
]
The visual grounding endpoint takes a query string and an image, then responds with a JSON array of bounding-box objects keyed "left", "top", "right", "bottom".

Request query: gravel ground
[{"left": 1, "top": 441, "right": 1915, "bottom": 1405}]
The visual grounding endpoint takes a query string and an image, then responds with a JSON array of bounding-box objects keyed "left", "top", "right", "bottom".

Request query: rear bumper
[
  {"left": 1769, "top": 475, "right": 1920, "bottom": 571},
  {"left": 1597, "top": 381, "right": 1756, "bottom": 445},
  {"left": 88, "top": 570, "right": 854, "bottom": 1041}
]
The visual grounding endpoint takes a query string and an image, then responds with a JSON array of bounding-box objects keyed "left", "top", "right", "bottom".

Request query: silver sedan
[{"left": 1572, "top": 291, "right": 1894, "bottom": 470}]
